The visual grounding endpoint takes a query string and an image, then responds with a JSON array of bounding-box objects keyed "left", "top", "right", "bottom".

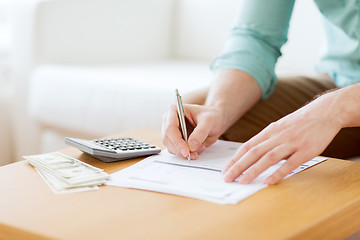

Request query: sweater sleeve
[{"left": 211, "top": 0, "right": 295, "bottom": 99}]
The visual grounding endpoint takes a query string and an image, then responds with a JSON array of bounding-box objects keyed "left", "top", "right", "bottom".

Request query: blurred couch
[{"left": 10, "top": 0, "right": 324, "bottom": 159}]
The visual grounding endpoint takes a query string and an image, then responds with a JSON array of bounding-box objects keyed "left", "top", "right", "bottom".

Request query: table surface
[{"left": 1, "top": 128, "right": 360, "bottom": 240}]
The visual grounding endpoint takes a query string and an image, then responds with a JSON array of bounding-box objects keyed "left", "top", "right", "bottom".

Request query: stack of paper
[
  {"left": 107, "top": 140, "right": 326, "bottom": 204},
  {"left": 25, "top": 152, "right": 109, "bottom": 194}
]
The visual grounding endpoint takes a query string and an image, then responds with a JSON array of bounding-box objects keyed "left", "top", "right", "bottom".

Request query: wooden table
[{"left": 1, "top": 128, "right": 360, "bottom": 240}]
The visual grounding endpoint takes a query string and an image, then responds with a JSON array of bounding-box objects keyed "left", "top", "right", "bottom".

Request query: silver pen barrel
[{"left": 175, "top": 89, "right": 191, "bottom": 162}]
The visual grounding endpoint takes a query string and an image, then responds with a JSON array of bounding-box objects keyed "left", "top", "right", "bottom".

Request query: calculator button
[{"left": 90, "top": 137, "right": 159, "bottom": 157}]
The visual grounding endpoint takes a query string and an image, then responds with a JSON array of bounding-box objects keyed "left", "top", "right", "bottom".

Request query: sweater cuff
[{"left": 210, "top": 52, "right": 277, "bottom": 99}]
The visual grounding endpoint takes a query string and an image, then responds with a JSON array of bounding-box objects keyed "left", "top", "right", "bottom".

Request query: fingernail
[
  {"left": 224, "top": 173, "right": 233, "bottom": 182},
  {"left": 190, "top": 151, "right": 198, "bottom": 160},
  {"left": 180, "top": 148, "right": 188, "bottom": 158},
  {"left": 238, "top": 175, "right": 249, "bottom": 184},
  {"left": 190, "top": 140, "right": 199, "bottom": 151}
]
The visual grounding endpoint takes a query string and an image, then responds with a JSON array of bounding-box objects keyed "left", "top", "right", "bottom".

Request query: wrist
[
  {"left": 316, "top": 83, "right": 360, "bottom": 129},
  {"left": 205, "top": 69, "right": 262, "bottom": 130},
  {"left": 334, "top": 83, "right": 360, "bottom": 128},
  {"left": 203, "top": 104, "right": 231, "bottom": 135}
]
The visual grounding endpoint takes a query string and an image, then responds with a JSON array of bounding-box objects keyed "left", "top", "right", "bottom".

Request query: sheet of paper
[{"left": 106, "top": 140, "right": 326, "bottom": 204}]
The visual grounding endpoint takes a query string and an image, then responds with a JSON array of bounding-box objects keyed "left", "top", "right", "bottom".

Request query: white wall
[
  {"left": 174, "top": 0, "right": 325, "bottom": 75},
  {"left": 276, "top": 0, "right": 325, "bottom": 75},
  {"left": 173, "top": 0, "right": 240, "bottom": 61},
  {"left": 0, "top": 86, "right": 14, "bottom": 166},
  {"left": 0, "top": 1, "right": 14, "bottom": 165}
]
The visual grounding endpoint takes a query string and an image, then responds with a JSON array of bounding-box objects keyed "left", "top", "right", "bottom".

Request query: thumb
[{"left": 188, "top": 121, "right": 212, "bottom": 152}]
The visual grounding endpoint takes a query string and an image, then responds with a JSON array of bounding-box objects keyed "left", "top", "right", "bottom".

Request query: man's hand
[
  {"left": 222, "top": 91, "right": 344, "bottom": 185},
  {"left": 162, "top": 103, "right": 225, "bottom": 160},
  {"left": 162, "top": 70, "right": 262, "bottom": 160}
]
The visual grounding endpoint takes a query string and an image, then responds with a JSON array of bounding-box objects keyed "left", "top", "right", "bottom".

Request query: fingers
[
  {"left": 162, "top": 103, "right": 221, "bottom": 160},
  {"left": 222, "top": 130, "right": 271, "bottom": 176},
  {"left": 162, "top": 104, "right": 190, "bottom": 158},
  {"left": 222, "top": 125, "right": 303, "bottom": 184},
  {"left": 235, "top": 144, "right": 294, "bottom": 184},
  {"left": 162, "top": 104, "right": 212, "bottom": 159},
  {"left": 220, "top": 100, "right": 339, "bottom": 185},
  {"left": 223, "top": 138, "right": 307, "bottom": 185},
  {"left": 223, "top": 138, "right": 278, "bottom": 182},
  {"left": 265, "top": 152, "right": 305, "bottom": 185},
  {"left": 188, "top": 117, "right": 214, "bottom": 152},
  {"left": 203, "top": 136, "right": 218, "bottom": 148},
  {"left": 222, "top": 142, "right": 251, "bottom": 175}
]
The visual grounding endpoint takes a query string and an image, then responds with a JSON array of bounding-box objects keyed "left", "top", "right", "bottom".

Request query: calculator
[{"left": 64, "top": 137, "right": 161, "bottom": 163}]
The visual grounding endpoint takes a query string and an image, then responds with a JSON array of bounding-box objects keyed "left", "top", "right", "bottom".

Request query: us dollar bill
[{"left": 25, "top": 152, "right": 109, "bottom": 193}]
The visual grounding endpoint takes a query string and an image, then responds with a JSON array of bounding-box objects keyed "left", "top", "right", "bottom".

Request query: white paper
[{"left": 106, "top": 140, "right": 326, "bottom": 204}]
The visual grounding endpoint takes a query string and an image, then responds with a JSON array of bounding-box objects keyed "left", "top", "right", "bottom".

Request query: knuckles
[
  {"left": 284, "top": 160, "right": 297, "bottom": 170},
  {"left": 241, "top": 142, "right": 252, "bottom": 153},
  {"left": 201, "top": 113, "right": 213, "bottom": 122},
  {"left": 167, "top": 103, "right": 178, "bottom": 111},
  {"left": 266, "top": 122, "right": 277, "bottom": 132},
  {"left": 248, "top": 146, "right": 261, "bottom": 157},
  {"left": 265, "top": 150, "right": 277, "bottom": 161}
]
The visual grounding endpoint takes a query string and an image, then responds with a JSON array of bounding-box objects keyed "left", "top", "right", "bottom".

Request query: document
[{"left": 106, "top": 140, "right": 326, "bottom": 204}]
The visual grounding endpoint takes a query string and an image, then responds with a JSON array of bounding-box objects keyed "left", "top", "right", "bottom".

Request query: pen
[{"left": 175, "top": 89, "right": 191, "bottom": 162}]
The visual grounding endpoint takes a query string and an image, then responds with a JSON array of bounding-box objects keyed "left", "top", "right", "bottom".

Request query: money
[{"left": 25, "top": 152, "right": 109, "bottom": 194}]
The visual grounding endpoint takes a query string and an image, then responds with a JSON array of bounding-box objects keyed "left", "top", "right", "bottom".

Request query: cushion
[{"left": 28, "top": 61, "right": 212, "bottom": 135}]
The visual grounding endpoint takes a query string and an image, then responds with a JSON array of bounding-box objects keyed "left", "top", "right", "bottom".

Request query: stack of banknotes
[{"left": 25, "top": 152, "right": 109, "bottom": 194}]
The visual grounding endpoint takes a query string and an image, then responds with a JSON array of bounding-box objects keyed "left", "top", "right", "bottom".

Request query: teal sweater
[{"left": 211, "top": 0, "right": 360, "bottom": 99}]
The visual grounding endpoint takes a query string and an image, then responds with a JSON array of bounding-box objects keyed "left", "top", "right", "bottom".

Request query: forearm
[{"left": 205, "top": 69, "right": 262, "bottom": 133}]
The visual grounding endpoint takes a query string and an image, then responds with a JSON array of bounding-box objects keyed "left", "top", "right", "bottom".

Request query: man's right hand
[
  {"left": 161, "top": 103, "right": 225, "bottom": 160},
  {"left": 162, "top": 69, "right": 262, "bottom": 160}
]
